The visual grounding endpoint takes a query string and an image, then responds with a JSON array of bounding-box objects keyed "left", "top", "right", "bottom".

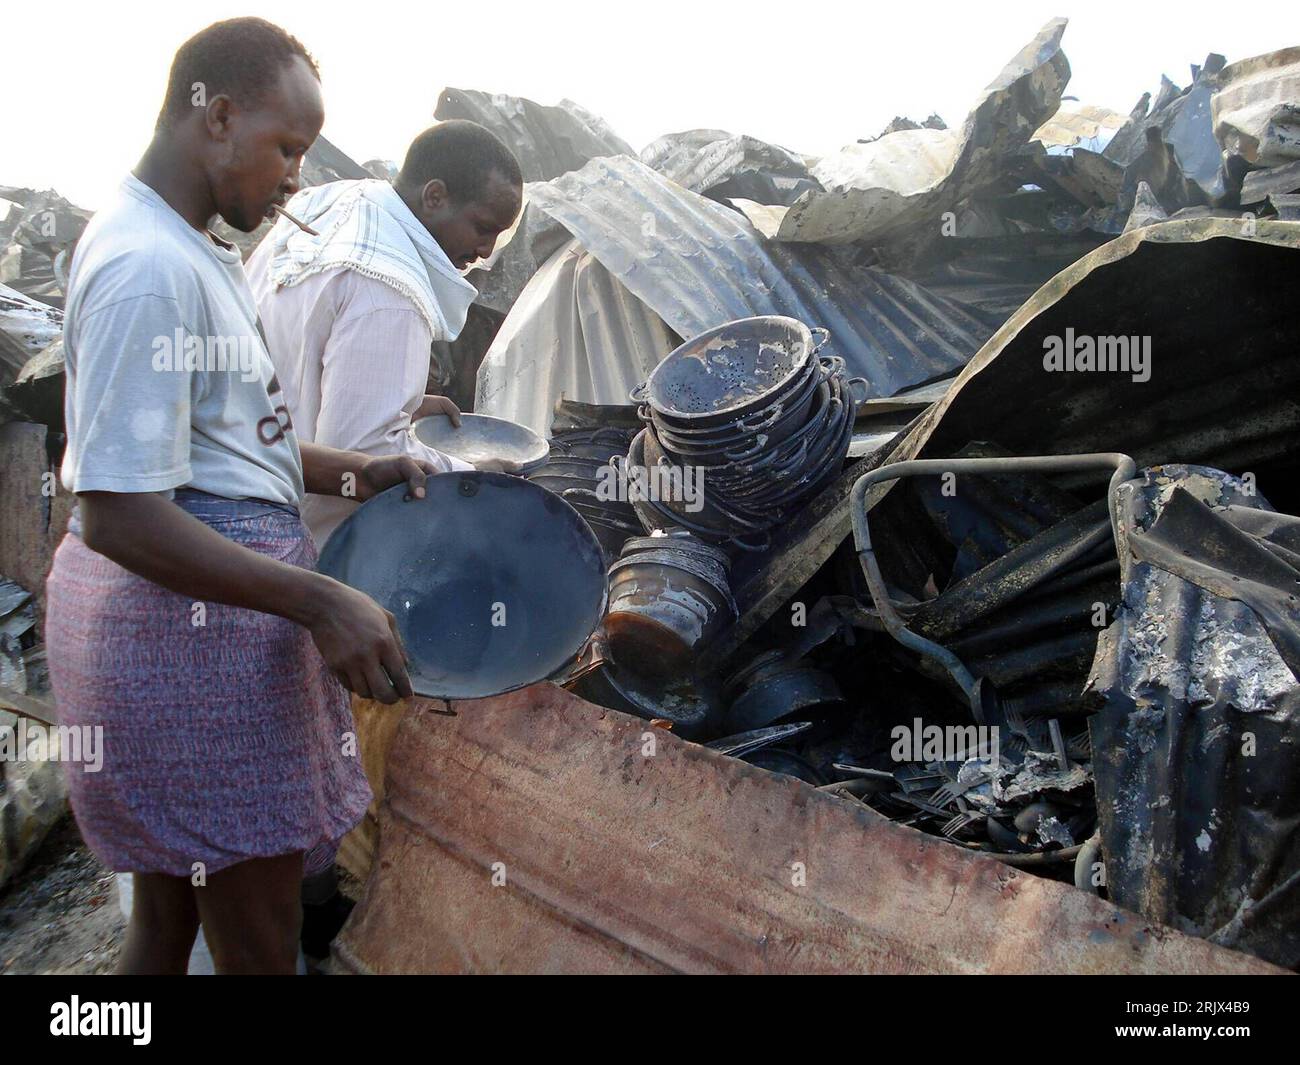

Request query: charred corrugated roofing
[
  {"left": 868, "top": 218, "right": 1300, "bottom": 510},
  {"left": 523, "top": 155, "right": 994, "bottom": 398},
  {"left": 434, "top": 88, "right": 635, "bottom": 183}
]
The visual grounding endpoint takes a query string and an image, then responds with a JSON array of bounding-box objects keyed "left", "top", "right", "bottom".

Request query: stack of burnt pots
[
  {"left": 528, "top": 428, "right": 640, "bottom": 564},
  {"left": 628, "top": 316, "right": 861, "bottom": 549}
]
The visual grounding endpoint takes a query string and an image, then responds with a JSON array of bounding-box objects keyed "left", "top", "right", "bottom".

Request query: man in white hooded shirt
[
  {"left": 247, "top": 121, "right": 524, "bottom": 548},
  {"left": 245, "top": 122, "right": 522, "bottom": 962}
]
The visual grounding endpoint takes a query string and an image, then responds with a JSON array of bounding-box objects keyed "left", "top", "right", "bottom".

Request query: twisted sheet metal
[
  {"left": 775, "top": 18, "right": 1071, "bottom": 247},
  {"left": 475, "top": 238, "right": 677, "bottom": 434},
  {"left": 522, "top": 155, "right": 993, "bottom": 399},
  {"left": 435, "top": 88, "right": 635, "bottom": 183},
  {"left": 864, "top": 219, "right": 1300, "bottom": 504},
  {"left": 1211, "top": 46, "right": 1300, "bottom": 168},
  {"left": 641, "top": 129, "right": 819, "bottom": 205},
  {"left": 1088, "top": 465, "right": 1300, "bottom": 969}
]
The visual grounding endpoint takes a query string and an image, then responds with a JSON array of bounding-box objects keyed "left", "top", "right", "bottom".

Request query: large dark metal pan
[
  {"left": 317, "top": 473, "right": 607, "bottom": 699},
  {"left": 413, "top": 413, "right": 549, "bottom": 474}
]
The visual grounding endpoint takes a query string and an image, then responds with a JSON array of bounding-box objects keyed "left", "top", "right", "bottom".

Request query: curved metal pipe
[{"left": 849, "top": 453, "right": 1137, "bottom": 723}]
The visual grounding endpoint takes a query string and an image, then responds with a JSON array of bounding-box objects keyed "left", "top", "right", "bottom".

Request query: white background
[{"left": 2, "top": 0, "right": 1298, "bottom": 208}]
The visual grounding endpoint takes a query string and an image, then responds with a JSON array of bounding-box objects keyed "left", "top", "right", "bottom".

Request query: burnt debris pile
[{"left": 3, "top": 21, "right": 1299, "bottom": 968}]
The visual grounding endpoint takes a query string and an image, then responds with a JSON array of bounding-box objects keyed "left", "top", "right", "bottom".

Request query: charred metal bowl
[
  {"left": 413, "top": 413, "right": 549, "bottom": 474},
  {"left": 533, "top": 457, "right": 612, "bottom": 481},
  {"left": 631, "top": 316, "right": 818, "bottom": 428},
  {"left": 724, "top": 650, "right": 846, "bottom": 732},
  {"left": 619, "top": 531, "right": 734, "bottom": 563},
  {"left": 647, "top": 353, "right": 825, "bottom": 453},
  {"left": 317, "top": 472, "right": 607, "bottom": 699},
  {"left": 639, "top": 427, "right": 770, "bottom": 534},
  {"left": 570, "top": 662, "right": 724, "bottom": 741},
  {"left": 548, "top": 427, "right": 637, "bottom": 462}
]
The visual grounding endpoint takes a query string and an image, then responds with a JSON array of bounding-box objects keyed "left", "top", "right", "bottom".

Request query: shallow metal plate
[{"left": 412, "top": 413, "right": 549, "bottom": 473}]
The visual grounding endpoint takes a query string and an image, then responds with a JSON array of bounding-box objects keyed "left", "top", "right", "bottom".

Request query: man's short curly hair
[
  {"left": 397, "top": 121, "right": 523, "bottom": 203},
  {"left": 156, "top": 17, "right": 319, "bottom": 130}
]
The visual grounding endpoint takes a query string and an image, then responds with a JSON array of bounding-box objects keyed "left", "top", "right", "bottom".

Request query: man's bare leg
[
  {"left": 194, "top": 852, "right": 304, "bottom": 975},
  {"left": 116, "top": 872, "right": 201, "bottom": 975}
]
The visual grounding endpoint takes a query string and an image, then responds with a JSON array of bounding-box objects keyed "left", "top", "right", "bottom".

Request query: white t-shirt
[{"left": 60, "top": 174, "right": 305, "bottom": 505}]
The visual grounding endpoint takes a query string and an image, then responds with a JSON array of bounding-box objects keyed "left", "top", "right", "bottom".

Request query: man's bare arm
[{"left": 299, "top": 440, "right": 441, "bottom": 501}]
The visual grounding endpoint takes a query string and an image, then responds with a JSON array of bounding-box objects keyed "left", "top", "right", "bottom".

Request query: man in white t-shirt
[
  {"left": 247, "top": 122, "right": 524, "bottom": 547},
  {"left": 48, "top": 16, "right": 438, "bottom": 977}
]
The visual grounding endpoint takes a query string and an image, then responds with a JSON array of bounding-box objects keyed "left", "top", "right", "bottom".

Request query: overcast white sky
[{"left": 3, "top": 0, "right": 1297, "bottom": 208}]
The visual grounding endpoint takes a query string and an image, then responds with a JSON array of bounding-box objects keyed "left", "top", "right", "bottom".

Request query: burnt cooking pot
[
  {"left": 645, "top": 354, "right": 839, "bottom": 457},
  {"left": 317, "top": 473, "right": 607, "bottom": 699},
  {"left": 630, "top": 316, "right": 822, "bottom": 428}
]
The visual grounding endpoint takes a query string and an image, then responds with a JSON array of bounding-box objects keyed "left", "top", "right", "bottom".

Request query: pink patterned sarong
[{"left": 44, "top": 490, "right": 371, "bottom": 877}]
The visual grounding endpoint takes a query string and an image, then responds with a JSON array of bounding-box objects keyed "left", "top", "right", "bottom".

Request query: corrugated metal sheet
[
  {"left": 775, "top": 18, "right": 1070, "bottom": 248},
  {"left": 810, "top": 127, "right": 958, "bottom": 198},
  {"left": 475, "top": 239, "right": 677, "bottom": 434},
  {"left": 909, "top": 232, "right": 1111, "bottom": 323},
  {"left": 1099, "top": 56, "right": 1228, "bottom": 206},
  {"left": 1212, "top": 46, "right": 1300, "bottom": 167},
  {"left": 435, "top": 88, "right": 635, "bottom": 183},
  {"left": 866, "top": 218, "right": 1300, "bottom": 515},
  {"left": 1033, "top": 101, "right": 1128, "bottom": 151},
  {"left": 640, "top": 129, "right": 819, "bottom": 205},
  {"left": 1088, "top": 465, "right": 1300, "bottom": 969},
  {"left": 0, "top": 282, "right": 61, "bottom": 382},
  {"left": 331, "top": 682, "right": 1281, "bottom": 974},
  {"left": 522, "top": 155, "right": 993, "bottom": 398}
]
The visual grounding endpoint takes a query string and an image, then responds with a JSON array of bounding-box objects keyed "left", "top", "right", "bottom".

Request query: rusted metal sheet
[{"left": 331, "top": 682, "right": 1281, "bottom": 974}]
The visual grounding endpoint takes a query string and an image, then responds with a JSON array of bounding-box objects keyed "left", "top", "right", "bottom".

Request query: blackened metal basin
[
  {"left": 631, "top": 316, "right": 816, "bottom": 428},
  {"left": 604, "top": 545, "right": 736, "bottom": 668},
  {"left": 317, "top": 473, "right": 607, "bottom": 699}
]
